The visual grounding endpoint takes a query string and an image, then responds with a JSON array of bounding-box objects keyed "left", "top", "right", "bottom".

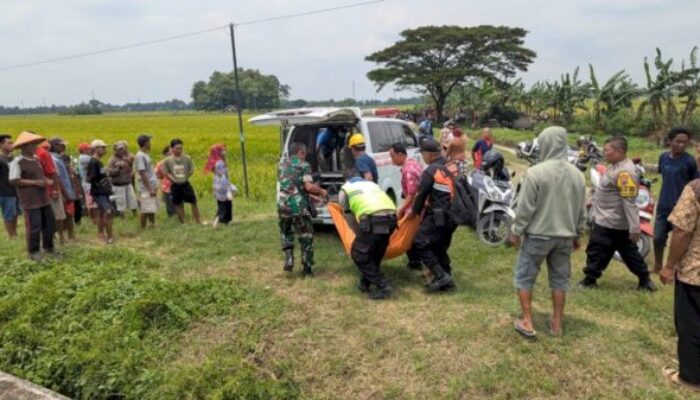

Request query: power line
[
  {"left": 0, "top": 25, "right": 229, "bottom": 71},
  {"left": 0, "top": 0, "right": 384, "bottom": 72},
  {"left": 235, "top": 0, "right": 383, "bottom": 27}
]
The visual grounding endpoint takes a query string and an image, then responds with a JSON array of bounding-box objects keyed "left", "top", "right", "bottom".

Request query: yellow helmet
[{"left": 348, "top": 134, "right": 365, "bottom": 147}]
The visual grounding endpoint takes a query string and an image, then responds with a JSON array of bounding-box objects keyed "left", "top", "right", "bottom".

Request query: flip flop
[
  {"left": 548, "top": 319, "right": 563, "bottom": 337},
  {"left": 663, "top": 367, "right": 700, "bottom": 392},
  {"left": 514, "top": 320, "right": 536, "bottom": 338}
]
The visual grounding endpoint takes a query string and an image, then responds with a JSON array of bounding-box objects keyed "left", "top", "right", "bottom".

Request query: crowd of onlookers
[{"left": 0, "top": 131, "right": 237, "bottom": 261}]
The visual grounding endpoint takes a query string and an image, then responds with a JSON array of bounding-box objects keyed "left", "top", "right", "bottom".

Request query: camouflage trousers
[{"left": 279, "top": 215, "right": 314, "bottom": 267}]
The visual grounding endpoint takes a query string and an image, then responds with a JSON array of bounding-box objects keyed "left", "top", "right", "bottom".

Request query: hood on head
[{"left": 538, "top": 126, "right": 569, "bottom": 162}]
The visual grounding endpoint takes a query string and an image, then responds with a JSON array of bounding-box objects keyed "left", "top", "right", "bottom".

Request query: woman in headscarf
[
  {"left": 204, "top": 144, "right": 235, "bottom": 227},
  {"left": 471, "top": 127, "right": 493, "bottom": 170}
]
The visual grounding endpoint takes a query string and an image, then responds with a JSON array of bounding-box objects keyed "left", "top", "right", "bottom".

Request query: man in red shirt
[{"left": 389, "top": 142, "right": 424, "bottom": 271}]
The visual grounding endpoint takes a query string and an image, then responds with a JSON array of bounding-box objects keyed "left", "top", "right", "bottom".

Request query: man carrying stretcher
[{"left": 338, "top": 168, "right": 398, "bottom": 300}]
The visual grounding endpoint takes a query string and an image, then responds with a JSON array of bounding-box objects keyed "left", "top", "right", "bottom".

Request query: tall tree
[
  {"left": 365, "top": 25, "right": 536, "bottom": 121},
  {"left": 191, "top": 69, "right": 290, "bottom": 111}
]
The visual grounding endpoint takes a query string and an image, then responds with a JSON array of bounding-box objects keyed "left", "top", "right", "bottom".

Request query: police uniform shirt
[{"left": 590, "top": 158, "right": 640, "bottom": 233}]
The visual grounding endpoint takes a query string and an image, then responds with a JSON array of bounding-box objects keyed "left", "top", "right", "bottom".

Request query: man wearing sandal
[
  {"left": 508, "top": 127, "right": 587, "bottom": 338},
  {"left": 660, "top": 178, "right": 700, "bottom": 392}
]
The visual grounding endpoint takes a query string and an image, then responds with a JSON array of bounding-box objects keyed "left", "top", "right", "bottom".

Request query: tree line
[{"left": 365, "top": 25, "right": 700, "bottom": 137}]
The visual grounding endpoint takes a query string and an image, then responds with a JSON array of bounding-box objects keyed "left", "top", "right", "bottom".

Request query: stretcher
[{"left": 327, "top": 202, "right": 421, "bottom": 260}]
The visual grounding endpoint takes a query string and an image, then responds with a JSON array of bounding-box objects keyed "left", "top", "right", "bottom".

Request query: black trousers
[
  {"left": 350, "top": 216, "right": 396, "bottom": 287},
  {"left": 162, "top": 193, "right": 176, "bottom": 217},
  {"left": 23, "top": 206, "right": 55, "bottom": 254},
  {"left": 583, "top": 223, "right": 650, "bottom": 283},
  {"left": 675, "top": 280, "right": 700, "bottom": 384},
  {"left": 413, "top": 215, "right": 457, "bottom": 275},
  {"left": 216, "top": 200, "right": 233, "bottom": 224},
  {"left": 74, "top": 198, "right": 83, "bottom": 225}
]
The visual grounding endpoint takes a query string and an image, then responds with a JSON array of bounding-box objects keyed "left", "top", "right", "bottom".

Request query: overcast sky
[{"left": 0, "top": 0, "right": 698, "bottom": 107}]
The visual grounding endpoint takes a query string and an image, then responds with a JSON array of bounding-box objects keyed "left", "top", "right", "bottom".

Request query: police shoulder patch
[{"left": 617, "top": 171, "right": 637, "bottom": 198}]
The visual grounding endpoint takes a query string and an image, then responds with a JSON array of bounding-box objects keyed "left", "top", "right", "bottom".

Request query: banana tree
[
  {"left": 637, "top": 48, "right": 687, "bottom": 130},
  {"left": 589, "top": 65, "right": 641, "bottom": 130},
  {"left": 558, "top": 67, "right": 591, "bottom": 123},
  {"left": 679, "top": 47, "right": 700, "bottom": 125}
]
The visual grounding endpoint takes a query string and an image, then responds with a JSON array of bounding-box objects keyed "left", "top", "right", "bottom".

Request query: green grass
[{"left": 0, "top": 112, "right": 692, "bottom": 399}]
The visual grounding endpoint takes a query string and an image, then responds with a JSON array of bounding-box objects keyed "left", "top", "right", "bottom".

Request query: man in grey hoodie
[{"left": 509, "top": 126, "right": 587, "bottom": 337}]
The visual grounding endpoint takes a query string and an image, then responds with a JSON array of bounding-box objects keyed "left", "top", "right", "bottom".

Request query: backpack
[{"left": 438, "top": 165, "right": 478, "bottom": 227}]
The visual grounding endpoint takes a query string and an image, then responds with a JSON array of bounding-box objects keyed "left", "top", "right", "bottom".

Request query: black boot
[
  {"left": 283, "top": 249, "right": 294, "bottom": 272},
  {"left": 369, "top": 280, "right": 392, "bottom": 300},
  {"left": 426, "top": 264, "right": 453, "bottom": 293},
  {"left": 577, "top": 276, "right": 598, "bottom": 288},
  {"left": 358, "top": 278, "right": 371, "bottom": 293},
  {"left": 302, "top": 264, "right": 314, "bottom": 278},
  {"left": 638, "top": 279, "right": 657, "bottom": 292}
]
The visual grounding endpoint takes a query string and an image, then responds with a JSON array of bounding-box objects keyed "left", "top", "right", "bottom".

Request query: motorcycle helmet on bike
[{"left": 481, "top": 150, "right": 505, "bottom": 175}]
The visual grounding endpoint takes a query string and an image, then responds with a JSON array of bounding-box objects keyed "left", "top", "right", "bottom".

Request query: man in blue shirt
[
  {"left": 654, "top": 127, "right": 699, "bottom": 273},
  {"left": 316, "top": 127, "right": 338, "bottom": 171},
  {"left": 348, "top": 134, "right": 378, "bottom": 183}
]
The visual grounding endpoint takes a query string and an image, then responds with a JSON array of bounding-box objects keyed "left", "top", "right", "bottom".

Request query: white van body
[{"left": 249, "top": 107, "right": 422, "bottom": 224}]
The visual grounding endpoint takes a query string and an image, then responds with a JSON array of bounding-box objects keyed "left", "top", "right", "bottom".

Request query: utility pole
[{"left": 229, "top": 23, "right": 249, "bottom": 198}]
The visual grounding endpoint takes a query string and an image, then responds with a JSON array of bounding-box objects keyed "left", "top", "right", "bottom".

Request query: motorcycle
[
  {"left": 516, "top": 138, "right": 540, "bottom": 166},
  {"left": 574, "top": 136, "right": 603, "bottom": 171},
  {"left": 469, "top": 163, "right": 515, "bottom": 247},
  {"left": 589, "top": 157, "right": 655, "bottom": 260}
]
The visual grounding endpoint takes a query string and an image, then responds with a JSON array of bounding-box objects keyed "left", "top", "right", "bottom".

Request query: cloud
[{"left": 0, "top": 0, "right": 698, "bottom": 106}]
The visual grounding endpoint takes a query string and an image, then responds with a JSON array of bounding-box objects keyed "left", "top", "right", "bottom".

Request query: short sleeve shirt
[
  {"left": 354, "top": 153, "right": 378, "bottom": 183},
  {"left": 9, "top": 156, "right": 50, "bottom": 210},
  {"left": 0, "top": 154, "right": 17, "bottom": 197},
  {"left": 401, "top": 158, "right": 423, "bottom": 198},
  {"left": 162, "top": 155, "right": 194, "bottom": 184},
  {"left": 86, "top": 158, "right": 110, "bottom": 196},
  {"left": 668, "top": 180, "right": 700, "bottom": 286},
  {"left": 657, "top": 152, "right": 699, "bottom": 216},
  {"left": 134, "top": 151, "right": 157, "bottom": 193}
]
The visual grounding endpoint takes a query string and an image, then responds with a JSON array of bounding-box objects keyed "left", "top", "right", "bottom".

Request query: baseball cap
[
  {"left": 91, "top": 139, "right": 107, "bottom": 148},
  {"left": 420, "top": 138, "right": 440, "bottom": 153},
  {"left": 78, "top": 143, "right": 91, "bottom": 152},
  {"left": 49, "top": 137, "right": 67, "bottom": 147},
  {"left": 137, "top": 134, "right": 152, "bottom": 147}
]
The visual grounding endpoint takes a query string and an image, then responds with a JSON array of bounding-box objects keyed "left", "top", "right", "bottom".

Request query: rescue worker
[
  {"left": 407, "top": 138, "right": 459, "bottom": 292},
  {"left": 338, "top": 168, "right": 397, "bottom": 300},
  {"left": 348, "top": 134, "right": 378, "bottom": 183},
  {"left": 277, "top": 142, "right": 327, "bottom": 277},
  {"left": 579, "top": 136, "right": 657, "bottom": 291}
]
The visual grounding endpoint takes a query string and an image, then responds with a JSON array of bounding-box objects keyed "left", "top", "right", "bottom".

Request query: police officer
[
  {"left": 407, "top": 138, "right": 459, "bottom": 292},
  {"left": 579, "top": 137, "right": 657, "bottom": 291},
  {"left": 338, "top": 169, "right": 397, "bottom": 300},
  {"left": 278, "top": 142, "right": 327, "bottom": 277}
]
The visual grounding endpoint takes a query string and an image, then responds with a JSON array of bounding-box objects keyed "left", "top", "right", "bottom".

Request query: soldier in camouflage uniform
[{"left": 278, "top": 142, "right": 327, "bottom": 277}]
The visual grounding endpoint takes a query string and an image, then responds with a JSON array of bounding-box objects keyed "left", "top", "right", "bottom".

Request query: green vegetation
[
  {"left": 366, "top": 25, "right": 536, "bottom": 122},
  {"left": 0, "top": 112, "right": 279, "bottom": 200},
  {"left": 191, "top": 69, "right": 290, "bottom": 112},
  {"left": 0, "top": 113, "right": 691, "bottom": 398}
]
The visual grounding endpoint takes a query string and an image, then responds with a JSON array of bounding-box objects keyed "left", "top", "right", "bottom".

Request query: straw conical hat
[{"left": 13, "top": 131, "right": 45, "bottom": 149}]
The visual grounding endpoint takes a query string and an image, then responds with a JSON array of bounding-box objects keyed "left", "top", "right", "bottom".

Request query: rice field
[{"left": 0, "top": 112, "right": 280, "bottom": 200}]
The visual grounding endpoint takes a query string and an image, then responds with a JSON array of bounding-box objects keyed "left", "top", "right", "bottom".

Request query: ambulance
[{"left": 249, "top": 107, "right": 422, "bottom": 224}]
